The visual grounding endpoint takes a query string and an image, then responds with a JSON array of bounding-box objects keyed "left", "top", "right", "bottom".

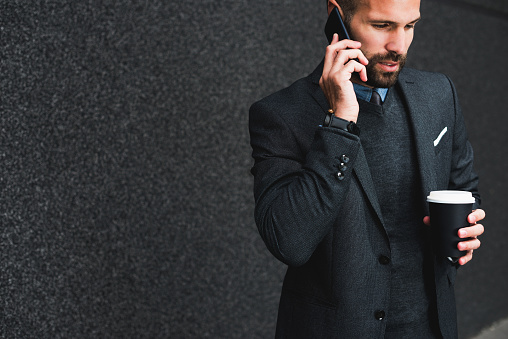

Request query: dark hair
[{"left": 335, "top": 0, "right": 362, "bottom": 26}]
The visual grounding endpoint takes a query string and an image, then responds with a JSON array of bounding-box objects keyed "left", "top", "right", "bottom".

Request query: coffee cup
[{"left": 427, "top": 190, "right": 475, "bottom": 258}]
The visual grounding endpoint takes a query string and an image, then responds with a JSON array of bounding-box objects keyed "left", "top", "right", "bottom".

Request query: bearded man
[{"left": 249, "top": 0, "right": 485, "bottom": 338}]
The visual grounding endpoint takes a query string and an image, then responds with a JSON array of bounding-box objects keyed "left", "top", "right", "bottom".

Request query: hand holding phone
[{"left": 319, "top": 7, "right": 368, "bottom": 122}]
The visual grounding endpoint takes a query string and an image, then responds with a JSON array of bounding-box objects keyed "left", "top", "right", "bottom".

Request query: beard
[{"left": 363, "top": 51, "right": 407, "bottom": 88}]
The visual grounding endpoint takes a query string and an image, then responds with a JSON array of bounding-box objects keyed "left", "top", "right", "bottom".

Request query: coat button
[
  {"left": 340, "top": 154, "right": 350, "bottom": 163},
  {"left": 374, "top": 310, "right": 386, "bottom": 320},
  {"left": 337, "top": 172, "right": 345, "bottom": 180},
  {"left": 339, "top": 162, "right": 347, "bottom": 171},
  {"left": 378, "top": 255, "right": 390, "bottom": 265}
]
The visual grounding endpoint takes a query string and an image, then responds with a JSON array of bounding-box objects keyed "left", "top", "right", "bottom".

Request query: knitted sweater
[{"left": 356, "top": 87, "right": 441, "bottom": 338}]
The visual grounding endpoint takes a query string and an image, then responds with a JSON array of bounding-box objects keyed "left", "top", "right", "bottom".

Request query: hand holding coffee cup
[{"left": 426, "top": 191, "right": 479, "bottom": 261}]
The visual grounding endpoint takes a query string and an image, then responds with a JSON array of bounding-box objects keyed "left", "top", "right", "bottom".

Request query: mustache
[{"left": 369, "top": 51, "right": 406, "bottom": 63}]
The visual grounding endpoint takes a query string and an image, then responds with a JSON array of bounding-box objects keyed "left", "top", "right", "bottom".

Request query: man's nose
[{"left": 386, "top": 29, "right": 408, "bottom": 55}]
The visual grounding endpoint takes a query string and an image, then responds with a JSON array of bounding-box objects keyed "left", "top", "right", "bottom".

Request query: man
[{"left": 249, "top": 0, "right": 485, "bottom": 338}]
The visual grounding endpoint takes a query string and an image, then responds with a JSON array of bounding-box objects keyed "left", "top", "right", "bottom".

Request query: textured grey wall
[
  {"left": 1, "top": 0, "right": 507, "bottom": 338},
  {"left": 459, "top": 0, "right": 508, "bottom": 14}
]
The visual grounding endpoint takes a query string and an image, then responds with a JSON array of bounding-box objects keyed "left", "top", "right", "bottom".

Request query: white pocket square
[{"left": 433, "top": 127, "right": 448, "bottom": 147}]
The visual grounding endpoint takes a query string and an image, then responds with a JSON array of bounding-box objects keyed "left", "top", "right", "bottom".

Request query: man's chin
[
  {"left": 362, "top": 52, "right": 407, "bottom": 88},
  {"left": 365, "top": 69, "right": 402, "bottom": 88}
]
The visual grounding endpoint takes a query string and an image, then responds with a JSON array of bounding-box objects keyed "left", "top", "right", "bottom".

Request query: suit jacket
[{"left": 249, "top": 62, "right": 480, "bottom": 339}]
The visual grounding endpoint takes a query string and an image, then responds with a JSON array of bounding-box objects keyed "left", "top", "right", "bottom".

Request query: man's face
[{"left": 348, "top": 0, "right": 421, "bottom": 88}]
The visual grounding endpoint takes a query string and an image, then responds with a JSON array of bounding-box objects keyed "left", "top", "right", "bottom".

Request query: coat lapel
[
  {"left": 352, "top": 148, "right": 386, "bottom": 227},
  {"left": 397, "top": 70, "right": 438, "bottom": 214}
]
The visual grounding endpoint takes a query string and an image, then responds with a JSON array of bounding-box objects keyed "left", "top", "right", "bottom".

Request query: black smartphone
[{"left": 324, "top": 7, "right": 350, "bottom": 43}]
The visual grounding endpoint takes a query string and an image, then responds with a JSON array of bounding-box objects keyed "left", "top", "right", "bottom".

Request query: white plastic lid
[{"left": 427, "top": 190, "right": 475, "bottom": 204}]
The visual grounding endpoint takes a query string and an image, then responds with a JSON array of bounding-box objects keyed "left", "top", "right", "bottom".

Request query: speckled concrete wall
[{"left": 1, "top": 1, "right": 506, "bottom": 338}]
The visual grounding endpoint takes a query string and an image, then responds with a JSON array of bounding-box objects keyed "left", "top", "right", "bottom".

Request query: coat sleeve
[
  {"left": 249, "top": 96, "right": 361, "bottom": 267},
  {"left": 445, "top": 75, "right": 481, "bottom": 209}
]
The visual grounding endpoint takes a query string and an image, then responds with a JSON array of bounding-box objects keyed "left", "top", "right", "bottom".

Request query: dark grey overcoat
[{"left": 249, "top": 62, "right": 480, "bottom": 339}]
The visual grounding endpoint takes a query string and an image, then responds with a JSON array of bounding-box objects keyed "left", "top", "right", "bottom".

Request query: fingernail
[{"left": 459, "top": 230, "right": 467, "bottom": 237}]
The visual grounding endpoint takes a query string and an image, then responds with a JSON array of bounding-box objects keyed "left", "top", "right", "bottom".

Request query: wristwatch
[{"left": 323, "top": 110, "right": 360, "bottom": 136}]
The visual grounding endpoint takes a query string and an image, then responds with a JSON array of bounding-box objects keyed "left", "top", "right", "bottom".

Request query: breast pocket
[
  {"left": 433, "top": 126, "right": 450, "bottom": 155},
  {"left": 432, "top": 126, "right": 453, "bottom": 188}
]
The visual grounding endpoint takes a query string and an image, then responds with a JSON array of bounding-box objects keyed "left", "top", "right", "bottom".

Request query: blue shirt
[{"left": 353, "top": 83, "right": 388, "bottom": 103}]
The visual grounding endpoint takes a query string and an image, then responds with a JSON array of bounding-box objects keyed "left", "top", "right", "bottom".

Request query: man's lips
[{"left": 377, "top": 61, "right": 399, "bottom": 72}]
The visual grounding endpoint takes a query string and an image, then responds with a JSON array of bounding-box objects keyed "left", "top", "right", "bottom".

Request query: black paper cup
[{"left": 427, "top": 191, "right": 475, "bottom": 258}]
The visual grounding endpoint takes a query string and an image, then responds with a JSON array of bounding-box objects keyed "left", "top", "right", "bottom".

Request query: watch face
[{"left": 347, "top": 122, "right": 360, "bottom": 136}]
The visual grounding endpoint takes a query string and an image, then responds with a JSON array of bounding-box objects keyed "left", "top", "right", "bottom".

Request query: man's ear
[{"left": 327, "top": 0, "right": 344, "bottom": 17}]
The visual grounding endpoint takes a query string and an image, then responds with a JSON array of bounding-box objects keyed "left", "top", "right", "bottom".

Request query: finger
[
  {"left": 323, "top": 39, "right": 363, "bottom": 73},
  {"left": 458, "top": 250, "right": 473, "bottom": 265},
  {"left": 323, "top": 39, "right": 339, "bottom": 76},
  {"left": 332, "top": 33, "right": 339, "bottom": 44},
  {"left": 468, "top": 208, "right": 485, "bottom": 224},
  {"left": 343, "top": 39, "right": 362, "bottom": 50},
  {"left": 458, "top": 223, "right": 484, "bottom": 238},
  {"left": 327, "top": 54, "right": 368, "bottom": 85},
  {"left": 323, "top": 35, "right": 347, "bottom": 74},
  {"left": 423, "top": 216, "right": 431, "bottom": 226},
  {"left": 356, "top": 61, "right": 368, "bottom": 82},
  {"left": 337, "top": 60, "right": 368, "bottom": 82},
  {"left": 342, "top": 46, "right": 369, "bottom": 66},
  {"left": 331, "top": 48, "right": 368, "bottom": 68},
  {"left": 330, "top": 60, "right": 367, "bottom": 84},
  {"left": 331, "top": 38, "right": 362, "bottom": 50},
  {"left": 458, "top": 237, "right": 481, "bottom": 251}
]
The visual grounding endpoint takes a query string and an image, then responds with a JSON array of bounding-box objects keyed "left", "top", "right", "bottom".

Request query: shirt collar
[{"left": 353, "top": 83, "right": 388, "bottom": 103}]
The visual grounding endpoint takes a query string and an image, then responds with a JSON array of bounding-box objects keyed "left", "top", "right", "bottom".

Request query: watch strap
[{"left": 324, "top": 111, "right": 360, "bottom": 136}]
